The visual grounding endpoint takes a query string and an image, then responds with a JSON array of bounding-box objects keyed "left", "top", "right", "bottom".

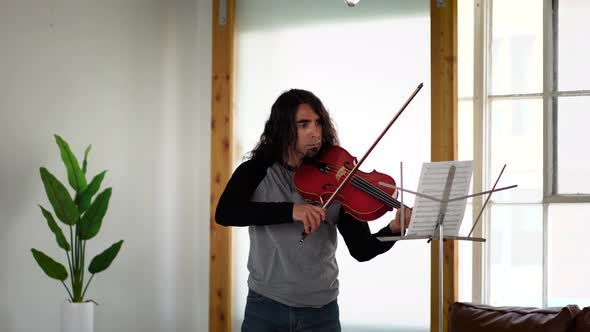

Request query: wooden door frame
[
  {"left": 430, "top": 1, "right": 459, "bottom": 331},
  {"left": 209, "top": 0, "right": 235, "bottom": 331}
]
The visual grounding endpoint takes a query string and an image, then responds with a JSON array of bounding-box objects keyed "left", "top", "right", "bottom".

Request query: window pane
[
  {"left": 548, "top": 204, "right": 590, "bottom": 307},
  {"left": 489, "top": 204, "right": 543, "bottom": 307},
  {"left": 490, "top": 99, "right": 543, "bottom": 203},
  {"left": 556, "top": 96, "right": 590, "bottom": 194},
  {"left": 337, "top": 241, "right": 430, "bottom": 332},
  {"left": 458, "top": 0, "right": 474, "bottom": 98},
  {"left": 457, "top": 0, "right": 474, "bottom": 303},
  {"left": 458, "top": 99, "right": 474, "bottom": 204},
  {"left": 459, "top": 204, "right": 473, "bottom": 302},
  {"left": 491, "top": 0, "right": 543, "bottom": 95},
  {"left": 458, "top": 99, "right": 473, "bottom": 162},
  {"left": 557, "top": 0, "right": 590, "bottom": 91}
]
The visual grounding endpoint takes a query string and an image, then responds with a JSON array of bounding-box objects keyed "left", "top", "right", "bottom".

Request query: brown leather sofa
[{"left": 449, "top": 302, "right": 590, "bottom": 332}]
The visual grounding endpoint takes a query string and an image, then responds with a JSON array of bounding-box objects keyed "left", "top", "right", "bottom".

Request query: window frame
[
  {"left": 470, "top": 0, "right": 590, "bottom": 307},
  {"left": 544, "top": 0, "right": 590, "bottom": 203}
]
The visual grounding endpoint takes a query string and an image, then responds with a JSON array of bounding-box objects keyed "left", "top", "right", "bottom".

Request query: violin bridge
[{"left": 336, "top": 167, "right": 347, "bottom": 181}]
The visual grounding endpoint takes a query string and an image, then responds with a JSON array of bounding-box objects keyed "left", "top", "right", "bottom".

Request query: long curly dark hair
[{"left": 248, "top": 89, "right": 339, "bottom": 164}]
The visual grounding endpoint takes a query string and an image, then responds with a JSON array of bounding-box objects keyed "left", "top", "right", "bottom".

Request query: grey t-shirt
[{"left": 247, "top": 163, "right": 342, "bottom": 307}]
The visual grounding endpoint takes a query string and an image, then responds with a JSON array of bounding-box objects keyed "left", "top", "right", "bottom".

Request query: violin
[
  {"left": 294, "top": 145, "right": 405, "bottom": 222},
  {"left": 294, "top": 83, "right": 423, "bottom": 243}
]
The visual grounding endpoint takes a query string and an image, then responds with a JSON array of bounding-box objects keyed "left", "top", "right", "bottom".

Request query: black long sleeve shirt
[{"left": 215, "top": 157, "right": 399, "bottom": 262}]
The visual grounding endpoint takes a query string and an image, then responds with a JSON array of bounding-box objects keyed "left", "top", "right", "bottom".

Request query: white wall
[{"left": 0, "top": 0, "right": 211, "bottom": 331}]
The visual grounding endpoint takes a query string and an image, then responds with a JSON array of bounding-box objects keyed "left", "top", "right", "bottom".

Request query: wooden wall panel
[
  {"left": 209, "top": 0, "right": 235, "bottom": 331},
  {"left": 430, "top": 0, "right": 458, "bottom": 331}
]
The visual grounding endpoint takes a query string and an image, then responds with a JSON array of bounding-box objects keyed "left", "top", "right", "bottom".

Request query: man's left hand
[{"left": 389, "top": 207, "right": 412, "bottom": 233}]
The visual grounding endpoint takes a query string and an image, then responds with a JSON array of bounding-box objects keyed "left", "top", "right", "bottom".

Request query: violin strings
[
  {"left": 347, "top": 173, "right": 400, "bottom": 208},
  {"left": 352, "top": 175, "right": 402, "bottom": 209},
  {"left": 315, "top": 162, "right": 402, "bottom": 209},
  {"left": 317, "top": 163, "right": 395, "bottom": 205}
]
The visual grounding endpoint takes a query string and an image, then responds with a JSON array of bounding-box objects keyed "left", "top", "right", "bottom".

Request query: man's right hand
[{"left": 292, "top": 203, "right": 326, "bottom": 234}]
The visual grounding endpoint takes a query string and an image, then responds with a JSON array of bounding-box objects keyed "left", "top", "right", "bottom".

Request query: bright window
[
  {"left": 460, "top": 0, "right": 590, "bottom": 308},
  {"left": 234, "top": 1, "right": 431, "bottom": 331}
]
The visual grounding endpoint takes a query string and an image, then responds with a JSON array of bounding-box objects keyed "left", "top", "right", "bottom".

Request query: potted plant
[{"left": 31, "top": 135, "right": 124, "bottom": 332}]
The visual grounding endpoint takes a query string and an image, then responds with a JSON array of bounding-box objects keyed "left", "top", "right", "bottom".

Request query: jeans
[{"left": 241, "top": 289, "right": 341, "bottom": 332}]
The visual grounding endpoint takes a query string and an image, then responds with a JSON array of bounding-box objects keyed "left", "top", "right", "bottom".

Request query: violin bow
[{"left": 299, "top": 82, "right": 424, "bottom": 244}]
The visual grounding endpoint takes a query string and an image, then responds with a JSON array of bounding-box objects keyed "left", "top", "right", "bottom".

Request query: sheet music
[{"left": 406, "top": 161, "right": 473, "bottom": 236}]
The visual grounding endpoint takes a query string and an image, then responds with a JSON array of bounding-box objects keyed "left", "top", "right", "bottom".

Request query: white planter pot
[{"left": 61, "top": 301, "right": 95, "bottom": 332}]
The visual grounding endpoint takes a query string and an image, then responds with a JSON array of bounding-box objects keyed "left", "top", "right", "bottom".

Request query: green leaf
[
  {"left": 79, "top": 188, "right": 112, "bottom": 240},
  {"left": 78, "top": 171, "right": 107, "bottom": 214},
  {"left": 40, "top": 167, "right": 79, "bottom": 225},
  {"left": 88, "top": 240, "right": 123, "bottom": 274},
  {"left": 82, "top": 145, "right": 92, "bottom": 175},
  {"left": 31, "top": 249, "right": 68, "bottom": 281},
  {"left": 55, "top": 135, "right": 87, "bottom": 193},
  {"left": 39, "top": 205, "right": 70, "bottom": 251}
]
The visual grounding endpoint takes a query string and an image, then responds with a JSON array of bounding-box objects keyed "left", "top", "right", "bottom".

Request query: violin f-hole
[{"left": 323, "top": 183, "right": 337, "bottom": 190}]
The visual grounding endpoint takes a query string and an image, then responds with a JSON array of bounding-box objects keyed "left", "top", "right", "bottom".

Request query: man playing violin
[{"left": 215, "top": 88, "right": 412, "bottom": 332}]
